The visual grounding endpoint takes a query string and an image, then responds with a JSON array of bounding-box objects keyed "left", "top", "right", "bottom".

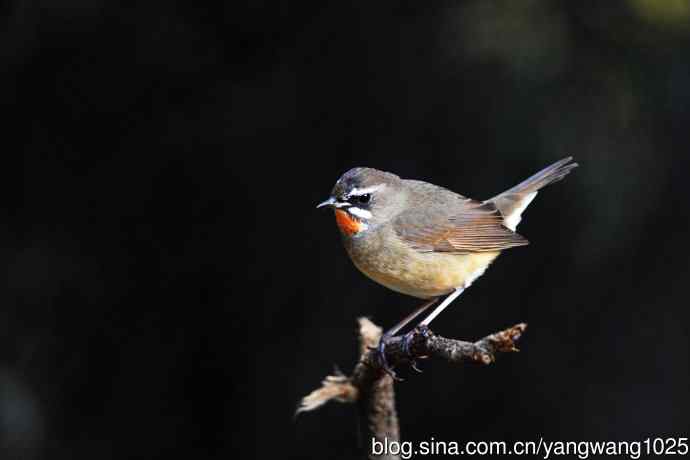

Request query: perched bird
[{"left": 317, "top": 157, "right": 577, "bottom": 375}]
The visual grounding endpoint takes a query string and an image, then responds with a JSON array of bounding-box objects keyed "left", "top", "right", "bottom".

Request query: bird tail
[{"left": 489, "top": 156, "right": 578, "bottom": 231}]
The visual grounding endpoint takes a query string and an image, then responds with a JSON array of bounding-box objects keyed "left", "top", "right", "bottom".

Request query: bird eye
[{"left": 357, "top": 194, "right": 371, "bottom": 204}]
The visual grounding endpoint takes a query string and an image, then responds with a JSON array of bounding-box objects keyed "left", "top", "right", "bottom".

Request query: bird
[{"left": 317, "top": 157, "right": 577, "bottom": 376}]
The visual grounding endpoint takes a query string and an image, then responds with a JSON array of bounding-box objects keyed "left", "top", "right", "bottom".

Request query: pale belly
[{"left": 346, "top": 233, "right": 499, "bottom": 299}]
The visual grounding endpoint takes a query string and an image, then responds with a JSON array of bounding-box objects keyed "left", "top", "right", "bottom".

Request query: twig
[{"left": 297, "top": 319, "right": 527, "bottom": 459}]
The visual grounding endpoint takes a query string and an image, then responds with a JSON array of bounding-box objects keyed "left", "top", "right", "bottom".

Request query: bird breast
[{"left": 343, "top": 227, "right": 499, "bottom": 299}]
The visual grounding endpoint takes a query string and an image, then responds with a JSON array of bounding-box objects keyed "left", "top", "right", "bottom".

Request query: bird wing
[{"left": 393, "top": 192, "right": 529, "bottom": 254}]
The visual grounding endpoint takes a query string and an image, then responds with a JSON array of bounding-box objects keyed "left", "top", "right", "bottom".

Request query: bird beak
[{"left": 316, "top": 197, "right": 336, "bottom": 209}]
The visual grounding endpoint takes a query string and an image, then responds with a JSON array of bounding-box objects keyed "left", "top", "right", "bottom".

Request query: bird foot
[
  {"left": 374, "top": 335, "right": 403, "bottom": 381},
  {"left": 371, "top": 325, "right": 434, "bottom": 379},
  {"left": 401, "top": 325, "right": 432, "bottom": 373}
]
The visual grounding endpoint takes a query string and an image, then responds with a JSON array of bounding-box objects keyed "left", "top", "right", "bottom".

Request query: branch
[{"left": 297, "top": 319, "right": 526, "bottom": 459}]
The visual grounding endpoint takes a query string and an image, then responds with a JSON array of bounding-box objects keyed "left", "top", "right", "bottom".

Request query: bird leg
[
  {"left": 397, "top": 288, "right": 464, "bottom": 371},
  {"left": 374, "top": 297, "right": 438, "bottom": 379},
  {"left": 419, "top": 287, "right": 465, "bottom": 327}
]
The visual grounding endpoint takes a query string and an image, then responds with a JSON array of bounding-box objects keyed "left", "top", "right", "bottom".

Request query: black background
[{"left": 2, "top": 1, "right": 690, "bottom": 459}]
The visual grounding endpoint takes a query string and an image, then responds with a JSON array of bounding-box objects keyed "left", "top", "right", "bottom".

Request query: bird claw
[
  {"left": 373, "top": 326, "right": 433, "bottom": 378},
  {"left": 374, "top": 335, "right": 404, "bottom": 380},
  {"left": 402, "top": 328, "right": 425, "bottom": 373},
  {"left": 415, "top": 324, "right": 432, "bottom": 339},
  {"left": 401, "top": 330, "right": 415, "bottom": 356}
]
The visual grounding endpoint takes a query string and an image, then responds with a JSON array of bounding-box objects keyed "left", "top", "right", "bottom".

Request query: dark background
[{"left": 2, "top": 1, "right": 690, "bottom": 459}]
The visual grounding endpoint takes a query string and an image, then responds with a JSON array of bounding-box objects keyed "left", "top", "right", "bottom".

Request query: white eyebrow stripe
[
  {"left": 348, "top": 207, "right": 372, "bottom": 219},
  {"left": 348, "top": 184, "right": 385, "bottom": 197}
]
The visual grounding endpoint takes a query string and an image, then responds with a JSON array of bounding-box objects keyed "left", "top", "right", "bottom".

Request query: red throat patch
[{"left": 335, "top": 209, "right": 363, "bottom": 236}]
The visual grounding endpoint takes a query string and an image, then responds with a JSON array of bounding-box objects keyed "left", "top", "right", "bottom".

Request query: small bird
[{"left": 317, "top": 157, "right": 577, "bottom": 375}]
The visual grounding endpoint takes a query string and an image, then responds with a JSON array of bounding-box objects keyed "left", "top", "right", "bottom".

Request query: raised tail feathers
[{"left": 489, "top": 157, "right": 578, "bottom": 231}]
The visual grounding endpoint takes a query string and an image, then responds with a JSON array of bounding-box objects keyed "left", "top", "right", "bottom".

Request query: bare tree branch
[{"left": 297, "top": 319, "right": 527, "bottom": 459}]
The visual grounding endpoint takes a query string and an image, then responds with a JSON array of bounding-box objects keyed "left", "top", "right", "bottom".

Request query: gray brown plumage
[{"left": 318, "top": 157, "right": 577, "bottom": 311}]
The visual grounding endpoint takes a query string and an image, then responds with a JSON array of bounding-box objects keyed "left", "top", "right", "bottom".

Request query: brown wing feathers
[
  {"left": 444, "top": 201, "right": 528, "bottom": 252},
  {"left": 394, "top": 200, "right": 528, "bottom": 254},
  {"left": 394, "top": 157, "right": 577, "bottom": 255}
]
